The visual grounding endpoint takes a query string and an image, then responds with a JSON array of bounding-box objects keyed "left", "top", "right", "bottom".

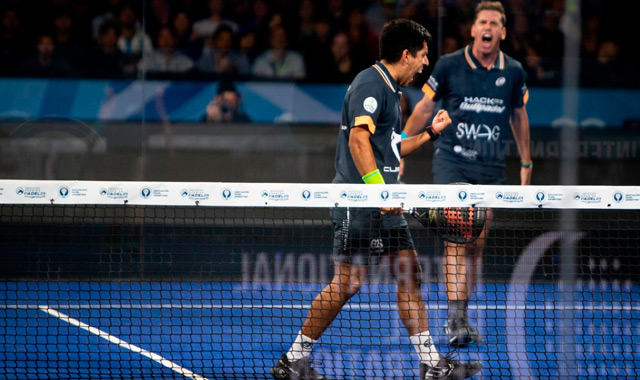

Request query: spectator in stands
[
  {"left": 0, "top": 6, "right": 25, "bottom": 76},
  {"left": 117, "top": 3, "right": 152, "bottom": 57},
  {"left": 52, "top": 8, "right": 82, "bottom": 55},
  {"left": 529, "top": 8, "right": 563, "bottom": 86},
  {"left": 68, "top": 0, "right": 93, "bottom": 45},
  {"left": 172, "top": 10, "right": 202, "bottom": 60},
  {"left": 581, "top": 40, "right": 627, "bottom": 88},
  {"left": 303, "top": 12, "right": 334, "bottom": 82},
  {"left": 0, "top": 0, "right": 632, "bottom": 87},
  {"left": 251, "top": 24, "right": 305, "bottom": 80},
  {"left": 139, "top": 25, "right": 194, "bottom": 74},
  {"left": 145, "top": 0, "right": 171, "bottom": 44},
  {"left": 442, "top": 35, "right": 461, "bottom": 55},
  {"left": 324, "top": 30, "right": 361, "bottom": 82},
  {"left": 50, "top": 6, "right": 90, "bottom": 71},
  {"left": 204, "top": 81, "right": 251, "bottom": 123},
  {"left": 86, "top": 21, "right": 131, "bottom": 78},
  {"left": 237, "top": 0, "right": 272, "bottom": 54},
  {"left": 581, "top": 11, "right": 601, "bottom": 59},
  {"left": 197, "top": 24, "right": 250, "bottom": 76},
  {"left": 20, "top": 32, "right": 72, "bottom": 78},
  {"left": 523, "top": 43, "right": 553, "bottom": 86},
  {"left": 91, "top": 0, "right": 122, "bottom": 42},
  {"left": 501, "top": 0, "right": 530, "bottom": 63},
  {"left": 192, "top": 0, "right": 238, "bottom": 40},
  {"left": 364, "top": 0, "right": 396, "bottom": 34},
  {"left": 291, "top": 0, "right": 317, "bottom": 50},
  {"left": 421, "top": 0, "right": 441, "bottom": 32},
  {"left": 327, "top": 0, "right": 346, "bottom": 24},
  {"left": 397, "top": 0, "right": 420, "bottom": 24},
  {"left": 238, "top": 28, "right": 259, "bottom": 65},
  {"left": 344, "top": 6, "right": 379, "bottom": 74},
  {"left": 444, "top": 0, "right": 475, "bottom": 45}
]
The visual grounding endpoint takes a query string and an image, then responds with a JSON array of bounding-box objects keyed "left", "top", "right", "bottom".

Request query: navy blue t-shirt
[
  {"left": 423, "top": 44, "right": 528, "bottom": 177},
  {"left": 333, "top": 62, "right": 403, "bottom": 184}
]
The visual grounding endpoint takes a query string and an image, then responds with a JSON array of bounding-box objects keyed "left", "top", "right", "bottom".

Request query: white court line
[{"left": 38, "top": 306, "right": 209, "bottom": 380}]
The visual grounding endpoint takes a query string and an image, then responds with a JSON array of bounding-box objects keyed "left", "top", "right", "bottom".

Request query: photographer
[{"left": 204, "top": 81, "right": 251, "bottom": 123}]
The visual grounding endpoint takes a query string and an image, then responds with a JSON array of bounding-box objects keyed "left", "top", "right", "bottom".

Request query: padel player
[
  {"left": 271, "top": 19, "right": 482, "bottom": 380},
  {"left": 404, "top": 0, "right": 532, "bottom": 348}
]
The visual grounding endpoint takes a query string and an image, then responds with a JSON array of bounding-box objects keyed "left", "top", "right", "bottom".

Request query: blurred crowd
[{"left": 0, "top": 0, "right": 635, "bottom": 87}]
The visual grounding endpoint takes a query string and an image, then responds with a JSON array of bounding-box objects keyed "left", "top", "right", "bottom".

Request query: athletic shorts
[
  {"left": 330, "top": 208, "right": 415, "bottom": 264},
  {"left": 433, "top": 161, "right": 506, "bottom": 185}
]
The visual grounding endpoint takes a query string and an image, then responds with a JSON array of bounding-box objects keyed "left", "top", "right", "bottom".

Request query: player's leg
[
  {"left": 384, "top": 215, "right": 482, "bottom": 379},
  {"left": 271, "top": 261, "right": 367, "bottom": 380},
  {"left": 443, "top": 240, "right": 468, "bottom": 308},
  {"left": 435, "top": 166, "right": 493, "bottom": 347},
  {"left": 271, "top": 208, "right": 372, "bottom": 380},
  {"left": 394, "top": 249, "right": 429, "bottom": 333},
  {"left": 301, "top": 261, "right": 368, "bottom": 339},
  {"left": 445, "top": 169, "right": 502, "bottom": 347},
  {"left": 463, "top": 208, "right": 493, "bottom": 300},
  {"left": 393, "top": 247, "right": 482, "bottom": 380},
  {"left": 432, "top": 164, "right": 475, "bottom": 345},
  {"left": 443, "top": 238, "right": 484, "bottom": 347}
]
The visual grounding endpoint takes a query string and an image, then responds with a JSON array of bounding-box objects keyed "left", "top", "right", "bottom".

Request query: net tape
[{"left": 1, "top": 180, "right": 639, "bottom": 209}]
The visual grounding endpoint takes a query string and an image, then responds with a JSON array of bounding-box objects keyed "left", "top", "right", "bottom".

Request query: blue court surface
[{"left": 1, "top": 281, "right": 639, "bottom": 379}]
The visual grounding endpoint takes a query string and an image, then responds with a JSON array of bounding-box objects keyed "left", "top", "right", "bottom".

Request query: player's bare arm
[
  {"left": 403, "top": 95, "right": 438, "bottom": 136},
  {"left": 510, "top": 106, "right": 532, "bottom": 185},
  {"left": 401, "top": 109, "right": 451, "bottom": 156},
  {"left": 349, "top": 125, "right": 401, "bottom": 215},
  {"left": 348, "top": 125, "right": 378, "bottom": 177}
]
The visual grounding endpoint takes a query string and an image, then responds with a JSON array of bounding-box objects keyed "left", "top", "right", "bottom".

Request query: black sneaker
[
  {"left": 445, "top": 317, "right": 483, "bottom": 348},
  {"left": 270, "top": 353, "right": 329, "bottom": 380},
  {"left": 420, "top": 357, "right": 482, "bottom": 380}
]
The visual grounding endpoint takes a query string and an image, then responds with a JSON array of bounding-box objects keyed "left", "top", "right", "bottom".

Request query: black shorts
[
  {"left": 331, "top": 208, "right": 415, "bottom": 264},
  {"left": 433, "top": 161, "right": 506, "bottom": 185}
]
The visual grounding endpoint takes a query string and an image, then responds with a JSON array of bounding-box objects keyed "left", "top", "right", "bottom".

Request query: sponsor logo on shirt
[
  {"left": 453, "top": 145, "right": 479, "bottom": 160},
  {"left": 459, "top": 96, "right": 506, "bottom": 114},
  {"left": 456, "top": 122, "right": 500, "bottom": 141},
  {"left": 427, "top": 76, "right": 439, "bottom": 91},
  {"left": 363, "top": 97, "right": 378, "bottom": 113}
]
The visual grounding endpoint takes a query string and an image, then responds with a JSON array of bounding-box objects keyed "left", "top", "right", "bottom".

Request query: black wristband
[
  {"left": 425, "top": 126, "right": 439, "bottom": 141},
  {"left": 520, "top": 161, "right": 533, "bottom": 168}
]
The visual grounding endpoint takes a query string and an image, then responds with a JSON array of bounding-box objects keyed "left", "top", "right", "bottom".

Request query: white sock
[
  {"left": 410, "top": 330, "right": 441, "bottom": 367},
  {"left": 286, "top": 331, "right": 317, "bottom": 362}
]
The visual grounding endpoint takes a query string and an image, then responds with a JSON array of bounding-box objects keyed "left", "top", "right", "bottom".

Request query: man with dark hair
[
  {"left": 270, "top": 19, "right": 482, "bottom": 380},
  {"left": 86, "top": 21, "right": 129, "bottom": 78},
  {"left": 404, "top": 0, "right": 532, "bottom": 348},
  {"left": 203, "top": 81, "right": 251, "bottom": 123}
]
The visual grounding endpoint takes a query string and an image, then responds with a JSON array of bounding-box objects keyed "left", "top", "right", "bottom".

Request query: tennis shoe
[
  {"left": 420, "top": 356, "right": 482, "bottom": 380},
  {"left": 270, "top": 353, "right": 328, "bottom": 380},
  {"left": 445, "top": 317, "right": 483, "bottom": 347}
]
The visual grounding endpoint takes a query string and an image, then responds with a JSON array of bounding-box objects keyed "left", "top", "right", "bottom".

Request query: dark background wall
[{"left": 1, "top": 121, "right": 637, "bottom": 185}]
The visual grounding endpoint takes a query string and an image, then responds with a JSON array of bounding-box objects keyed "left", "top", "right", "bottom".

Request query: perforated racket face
[
  {"left": 435, "top": 206, "right": 486, "bottom": 243},
  {"left": 411, "top": 206, "right": 487, "bottom": 244}
]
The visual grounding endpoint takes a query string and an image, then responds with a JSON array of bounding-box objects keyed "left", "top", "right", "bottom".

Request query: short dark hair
[
  {"left": 217, "top": 80, "right": 238, "bottom": 95},
  {"left": 213, "top": 24, "right": 234, "bottom": 40},
  {"left": 379, "top": 19, "right": 431, "bottom": 63},
  {"left": 474, "top": 1, "right": 506, "bottom": 26},
  {"left": 99, "top": 20, "right": 119, "bottom": 37}
]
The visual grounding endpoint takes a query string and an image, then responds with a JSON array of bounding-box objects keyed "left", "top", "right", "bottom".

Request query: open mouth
[{"left": 482, "top": 34, "right": 492, "bottom": 42}]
